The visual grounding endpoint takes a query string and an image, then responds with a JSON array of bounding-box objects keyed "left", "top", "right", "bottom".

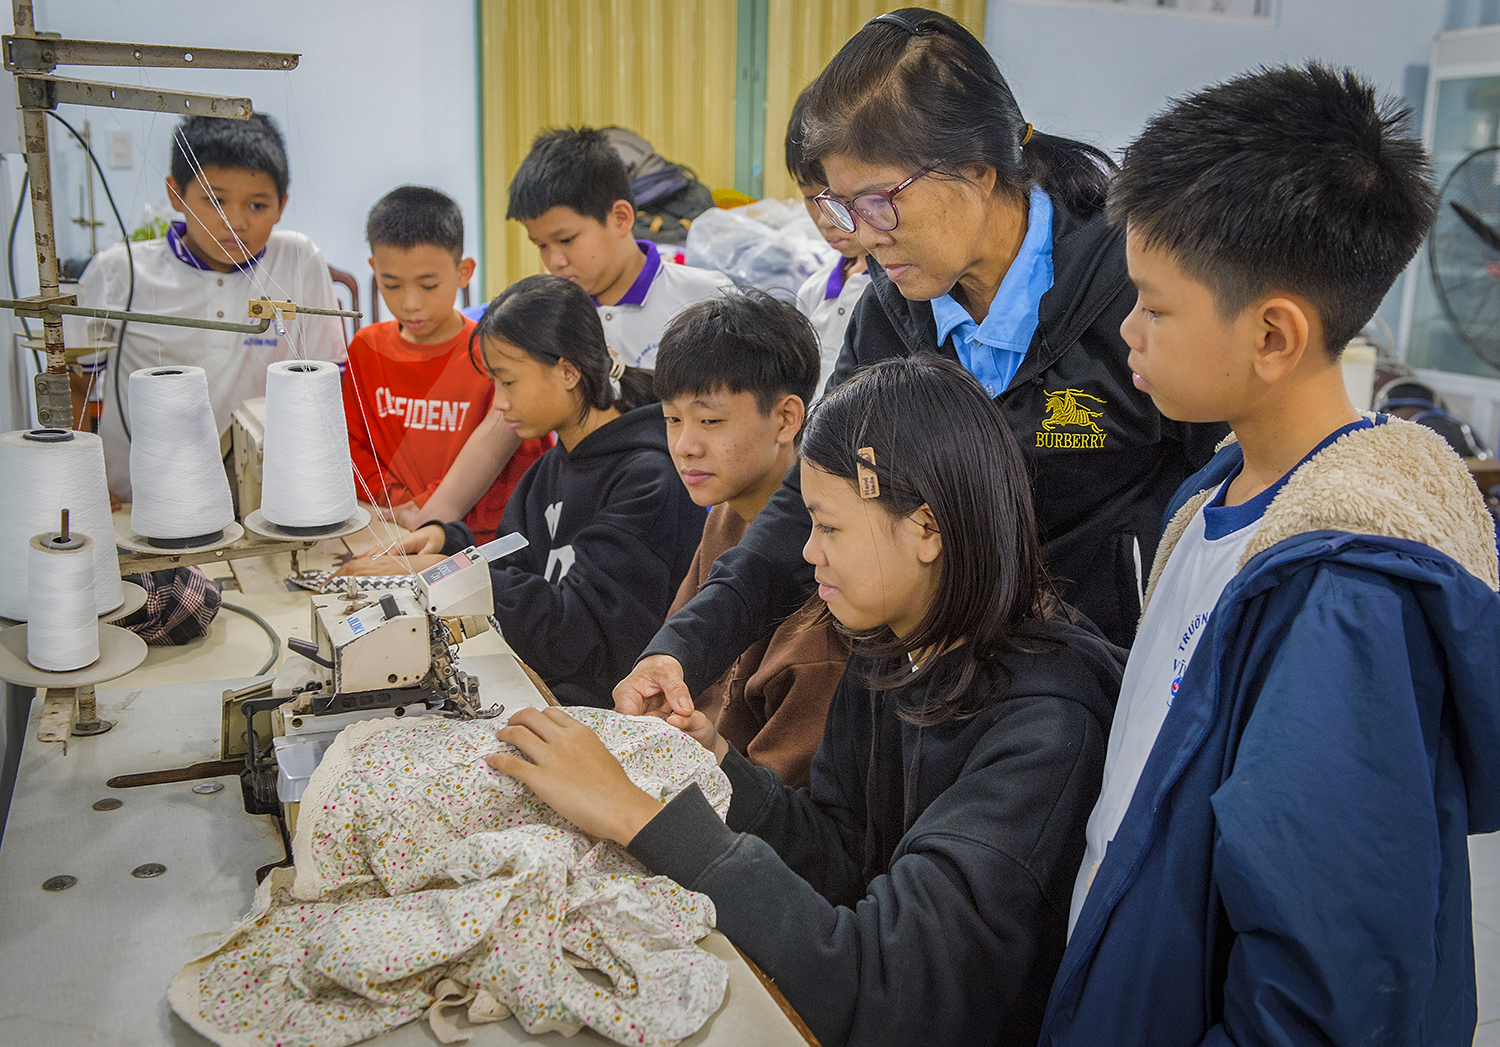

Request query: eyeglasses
[{"left": 814, "top": 164, "right": 938, "bottom": 234}]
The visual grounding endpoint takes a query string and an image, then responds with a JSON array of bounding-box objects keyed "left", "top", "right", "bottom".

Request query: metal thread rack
[
  {"left": 2, "top": 3, "right": 365, "bottom": 581},
  {"left": 1, "top": 1, "right": 360, "bottom": 426}
]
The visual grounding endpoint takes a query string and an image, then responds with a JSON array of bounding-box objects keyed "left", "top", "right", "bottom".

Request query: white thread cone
[
  {"left": 260, "top": 360, "right": 356, "bottom": 529},
  {"left": 27, "top": 532, "right": 99, "bottom": 671},
  {"left": 128, "top": 366, "right": 234, "bottom": 540},
  {"left": 0, "top": 429, "right": 123, "bottom": 620}
]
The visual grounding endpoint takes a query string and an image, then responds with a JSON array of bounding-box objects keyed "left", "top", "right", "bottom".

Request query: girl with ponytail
[{"left": 353, "top": 274, "right": 705, "bottom": 708}]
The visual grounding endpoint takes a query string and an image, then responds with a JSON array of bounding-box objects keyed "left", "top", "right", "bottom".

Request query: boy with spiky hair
[
  {"left": 1041, "top": 63, "right": 1500, "bottom": 1046},
  {"left": 655, "top": 289, "right": 846, "bottom": 789},
  {"left": 69, "top": 113, "right": 344, "bottom": 500},
  {"left": 506, "top": 126, "right": 732, "bottom": 368}
]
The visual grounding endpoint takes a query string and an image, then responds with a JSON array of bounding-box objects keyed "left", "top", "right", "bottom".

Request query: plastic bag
[{"left": 685, "top": 200, "right": 835, "bottom": 300}]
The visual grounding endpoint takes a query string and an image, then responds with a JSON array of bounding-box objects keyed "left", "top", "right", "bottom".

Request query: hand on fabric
[
  {"left": 678, "top": 709, "right": 729, "bottom": 764},
  {"left": 397, "top": 524, "right": 447, "bottom": 555},
  {"left": 487, "top": 707, "right": 664, "bottom": 846},
  {"left": 333, "top": 552, "right": 447, "bottom": 577},
  {"left": 612, "top": 654, "right": 697, "bottom": 728}
]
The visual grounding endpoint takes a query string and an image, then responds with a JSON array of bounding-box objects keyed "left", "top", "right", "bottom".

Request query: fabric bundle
[{"left": 170, "top": 710, "right": 732, "bottom": 1047}]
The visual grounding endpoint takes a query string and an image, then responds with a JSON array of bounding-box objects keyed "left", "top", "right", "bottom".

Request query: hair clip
[
  {"left": 869, "top": 11, "right": 938, "bottom": 36},
  {"left": 1021, "top": 122, "right": 1034, "bottom": 146},
  {"left": 606, "top": 347, "right": 625, "bottom": 400},
  {"left": 856, "top": 447, "right": 880, "bottom": 499}
]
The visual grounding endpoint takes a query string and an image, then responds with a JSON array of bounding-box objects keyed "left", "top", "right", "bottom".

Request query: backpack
[{"left": 602, "top": 126, "right": 715, "bottom": 245}]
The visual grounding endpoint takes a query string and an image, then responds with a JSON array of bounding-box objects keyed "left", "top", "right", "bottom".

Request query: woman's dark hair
[
  {"left": 468, "top": 274, "right": 656, "bottom": 418},
  {"left": 799, "top": 354, "right": 1057, "bottom": 725},
  {"left": 799, "top": 8, "right": 1114, "bottom": 217}
]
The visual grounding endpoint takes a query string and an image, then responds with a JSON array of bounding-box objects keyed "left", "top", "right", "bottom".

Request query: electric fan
[{"left": 1429, "top": 144, "right": 1500, "bottom": 372}]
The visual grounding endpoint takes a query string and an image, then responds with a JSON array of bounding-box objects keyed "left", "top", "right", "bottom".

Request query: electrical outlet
[{"left": 108, "top": 130, "right": 132, "bottom": 169}]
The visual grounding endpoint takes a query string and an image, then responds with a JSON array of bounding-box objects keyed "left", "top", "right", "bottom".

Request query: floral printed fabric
[{"left": 169, "top": 710, "right": 732, "bottom": 1047}]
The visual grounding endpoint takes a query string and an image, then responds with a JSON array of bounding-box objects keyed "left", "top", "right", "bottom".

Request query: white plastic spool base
[
  {"left": 101, "top": 580, "right": 147, "bottom": 623},
  {"left": 115, "top": 521, "right": 245, "bottom": 555},
  {"left": 243, "top": 506, "right": 370, "bottom": 542},
  {"left": 0, "top": 623, "right": 147, "bottom": 689},
  {"left": 0, "top": 580, "right": 146, "bottom": 629}
]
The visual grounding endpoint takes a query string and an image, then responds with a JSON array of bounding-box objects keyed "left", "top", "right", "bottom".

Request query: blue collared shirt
[{"left": 930, "top": 187, "right": 1055, "bottom": 397}]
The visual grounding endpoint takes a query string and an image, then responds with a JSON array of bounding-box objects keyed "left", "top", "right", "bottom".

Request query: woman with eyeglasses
[{"left": 620, "top": 8, "right": 1223, "bottom": 703}]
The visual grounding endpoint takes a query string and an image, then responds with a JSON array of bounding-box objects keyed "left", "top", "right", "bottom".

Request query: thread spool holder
[
  {"left": 114, "top": 529, "right": 323, "bottom": 576},
  {"left": 0, "top": 624, "right": 147, "bottom": 751},
  {"left": 0, "top": 3, "right": 356, "bottom": 430},
  {"left": 0, "top": 508, "right": 145, "bottom": 746}
]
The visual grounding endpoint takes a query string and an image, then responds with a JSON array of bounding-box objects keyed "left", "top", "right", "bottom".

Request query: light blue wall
[
  {"left": 983, "top": 0, "right": 1495, "bottom": 331},
  {"left": 24, "top": 0, "right": 482, "bottom": 294}
]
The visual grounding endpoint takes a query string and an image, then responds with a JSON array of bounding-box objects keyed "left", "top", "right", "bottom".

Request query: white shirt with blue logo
[{"left": 1068, "top": 487, "right": 1261, "bottom": 934}]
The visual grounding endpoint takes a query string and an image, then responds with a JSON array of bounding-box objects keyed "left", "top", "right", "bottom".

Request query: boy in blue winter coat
[{"left": 1042, "top": 64, "right": 1500, "bottom": 1046}]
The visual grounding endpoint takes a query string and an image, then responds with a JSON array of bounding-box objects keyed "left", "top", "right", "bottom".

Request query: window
[{"left": 1005, "top": 0, "right": 1273, "bottom": 26}]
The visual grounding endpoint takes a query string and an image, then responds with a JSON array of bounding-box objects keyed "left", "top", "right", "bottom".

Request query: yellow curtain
[
  {"left": 478, "top": 0, "right": 739, "bottom": 296},
  {"left": 762, "top": 0, "right": 985, "bottom": 202},
  {"left": 477, "top": 0, "right": 984, "bottom": 295}
]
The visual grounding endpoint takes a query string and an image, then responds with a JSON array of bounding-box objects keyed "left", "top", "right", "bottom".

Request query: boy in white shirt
[
  {"left": 68, "top": 113, "right": 343, "bottom": 501},
  {"left": 785, "top": 90, "right": 869, "bottom": 397},
  {"left": 505, "top": 127, "right": 732, "bottom": 369}
]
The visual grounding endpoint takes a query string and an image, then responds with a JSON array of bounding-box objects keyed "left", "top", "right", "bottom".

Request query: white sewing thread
[
  {"left": 261, "top": 360, "right": 356, "bottom": 528},
  {"left": 128, "top": 366, "right": 235, "bottom": 540},
  {"left": 0, "top": 429, "right": 123, "bottom": 620},
  {"left": 26, "top": 532, "right": 100, "bottom": 671}
]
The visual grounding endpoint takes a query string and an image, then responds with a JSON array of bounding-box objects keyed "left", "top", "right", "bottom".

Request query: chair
[
  {"left": 328, "top": 265, "right": 362, "bottom": 342},
  {"left": 368, "top": 275, "right": 470, "bottom": 323}
]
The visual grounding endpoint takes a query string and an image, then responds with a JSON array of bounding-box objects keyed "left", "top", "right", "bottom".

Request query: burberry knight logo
[{"left": 1036, "top": 389, "right": 1108, "bottom": 449}]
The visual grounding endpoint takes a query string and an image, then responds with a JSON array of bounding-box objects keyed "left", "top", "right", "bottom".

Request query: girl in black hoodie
[
  {"left": 488, "top": 356, "right": 1124, "bottom": 1047},
  {"left": 397, "top": 274, "right": 705, "bottom": 707}
]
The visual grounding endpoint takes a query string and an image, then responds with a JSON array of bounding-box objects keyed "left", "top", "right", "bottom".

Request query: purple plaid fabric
[{"left": 116, "top": 567, "right": 223, "bottom": 645}]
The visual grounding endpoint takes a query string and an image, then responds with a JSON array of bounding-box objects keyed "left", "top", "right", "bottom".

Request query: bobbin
[
  {"left": 27, "top": 523, "right": 99, "bottom": 672},
  {"left": 0, "top": 623, "right": 147, "bottom": 743},
  {"left": 0, "top": 580, "right": 145, "bottom": 629},
  {"left": 115, "top": 520, "right": 246, "bottom": 555}
]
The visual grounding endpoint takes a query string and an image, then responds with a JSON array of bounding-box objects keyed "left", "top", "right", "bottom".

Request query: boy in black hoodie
[{"left": 383, "top": 275, "right": 705, "bottom": 706}]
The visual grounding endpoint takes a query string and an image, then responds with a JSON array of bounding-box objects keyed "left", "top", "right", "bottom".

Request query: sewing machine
[
  {"left": 0, "top": 530, "right": 815, "bottom": 1046},
  {"left": 226, "top": 533, "right": 529, "bottom": 827}
]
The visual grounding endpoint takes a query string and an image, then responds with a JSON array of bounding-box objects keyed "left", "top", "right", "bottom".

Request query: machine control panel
[{"left": 417, "top": 532, "right": 528, "bottom": 617}]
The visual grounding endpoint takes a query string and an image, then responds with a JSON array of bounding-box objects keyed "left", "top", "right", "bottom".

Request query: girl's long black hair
[
  {"left": 468, "top": 274, "right": 656, "bottom": 418},
  {"left": 799, "top": 8, "right": 1114, "bottom": 217},
  {"left": 799, "top": 355, "right": 1060, "bottom": 726}
]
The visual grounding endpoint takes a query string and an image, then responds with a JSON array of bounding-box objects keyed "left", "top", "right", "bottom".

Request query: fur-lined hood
[{"left": 1143, "top": 416, "right": 1499, "bottom": 614}]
